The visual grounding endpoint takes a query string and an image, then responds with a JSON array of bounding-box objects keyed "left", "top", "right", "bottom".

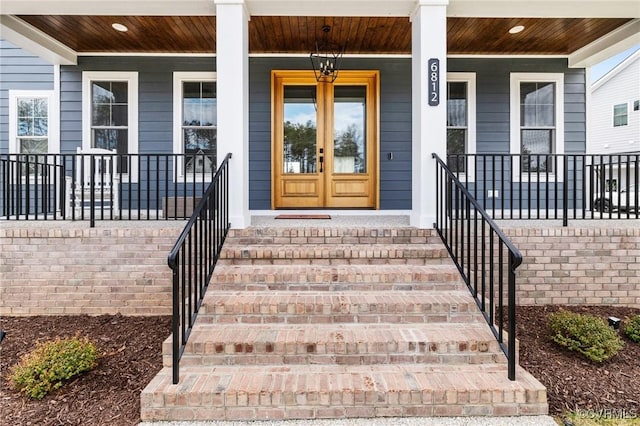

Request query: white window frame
[
  {"left": 510, "top": 73, "right": 564, "bottom": 182},
  {"left": 613, "top": 103, "right": 628, "bottom": 127},
  {"left": 8, "top": 90, "right": 59, "bottom": 182},
  {"left": 447, "top": 72, "right": 476, "bottom": 182},
  {"left": 9, "top": 90, "right": 59, "bottom": 155},
  {"left": 173, "top": 71, "right": 217, "bottom": 181},
  {"left": 82, "top": 71, "right": 138, "bottom": 181}
]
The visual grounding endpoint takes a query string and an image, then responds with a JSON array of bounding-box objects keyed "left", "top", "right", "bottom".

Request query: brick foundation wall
[
  {"left": 0, "top": 224, "right": 184, "bottom": 316},
  {"left": 502, "top": 226, "right": 640, "bottom": 306}
]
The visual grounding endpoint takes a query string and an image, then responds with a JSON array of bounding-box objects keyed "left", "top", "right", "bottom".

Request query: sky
[{"left": 590, "top": 44, "right": 640, "bottom": 84}]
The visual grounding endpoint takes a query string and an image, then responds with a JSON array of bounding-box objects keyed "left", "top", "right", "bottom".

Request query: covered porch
[{"left": 2, "top": 0, "right": 639, "bottom": 229}]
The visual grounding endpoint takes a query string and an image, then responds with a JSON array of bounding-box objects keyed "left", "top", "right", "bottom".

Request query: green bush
[
  {"left": 548, "top": 310, "right": 623, "bottom": 363},
  {"left": 623, "top": 315, "right": 640, "bottom": 343},
  {"left": 9, "top": 335, "right": 98, "bottom": 399}
]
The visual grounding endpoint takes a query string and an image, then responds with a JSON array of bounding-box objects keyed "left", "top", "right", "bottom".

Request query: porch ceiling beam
[
  {"left": 447, "top": 1, "right": 640, "bottom": 18},
  {"left": 3, "top": 0, "right": 637, "bottom": 18},
  {"left": 0, "top": 15, "right": 77, "bottom": 65},
  {"left": 568, "top": 18, "right": 640, "bottom": 68},
  {"left": 0, "top": 0, "right": 215, "bottom": 16}
]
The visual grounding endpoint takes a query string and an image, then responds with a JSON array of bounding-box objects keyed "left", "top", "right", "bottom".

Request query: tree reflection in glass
[
  {"left": 283, "top": 86, "right": 317, "bottom": 174},
  {"left": 333, "top": 86, "right": 366, "bottom": 174}
]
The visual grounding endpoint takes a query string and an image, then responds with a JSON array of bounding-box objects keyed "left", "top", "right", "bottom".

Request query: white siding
[{"left": 589, "top": 51, "right": 640, "bottom": 154}]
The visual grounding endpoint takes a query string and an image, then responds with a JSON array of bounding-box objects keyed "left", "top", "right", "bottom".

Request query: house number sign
[{"left": 428, "top": 58, "right": 439, "bottom": 106}]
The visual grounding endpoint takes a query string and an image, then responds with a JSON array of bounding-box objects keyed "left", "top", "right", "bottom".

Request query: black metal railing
[
  {"left": 1, "top": 155, "right": 66, "bottom": 220},
  {"left": 434, "top": 153, "right": 522, "bottom": 380},
  {"left": 1, "top": 152, "right": 218, "bottom": 227},
  {"left": 167, "top": 153, "right": 231, "bottom": 384},
  {"left": 447, "top": 153, "right": 640, "bottom": 225}
]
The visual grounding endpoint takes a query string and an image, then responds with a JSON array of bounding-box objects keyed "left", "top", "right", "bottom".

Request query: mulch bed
[
  {"left": 516, "top": 305, "right": 640, "bottom": 416},
  {"left": 0, "top": 315, "right": 171, "bottom": 426},
  {"left": 1, "top": 306, "right": 638, "bottom": 425}
]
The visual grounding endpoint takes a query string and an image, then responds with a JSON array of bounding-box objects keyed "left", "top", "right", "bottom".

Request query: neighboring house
[{"left": 589, "top": 48, "right": 640, "bottom": 200}]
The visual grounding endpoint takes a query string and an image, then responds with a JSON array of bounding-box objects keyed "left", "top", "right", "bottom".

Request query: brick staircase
[{"left": 141, "top": 226, "right": 547, "bottom": 421}]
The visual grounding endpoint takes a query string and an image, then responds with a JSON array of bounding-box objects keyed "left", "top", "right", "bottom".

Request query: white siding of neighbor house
[{"left": 589, "top": 50, "right": 640, "bottom": 154}]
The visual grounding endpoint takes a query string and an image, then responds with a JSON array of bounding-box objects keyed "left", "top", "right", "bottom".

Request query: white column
[
  {"left": 410, "top": 0, "right": 448, "bottom": 228},
  {"left": 215, "top": 0, "right": 250, "bottom": 228}
]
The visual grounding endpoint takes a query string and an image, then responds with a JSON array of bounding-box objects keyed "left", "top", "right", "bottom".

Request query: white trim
[
  {"left": 447, "top": 72, "right": 476, "bottom": 182},
  {"left": 172, "top": 71, "right": 217, "bottom": 181},
  {"left": 592, "top": 48, "right": 640, "bottom": 91},
  {"left": 82, "top": 71, "right": 139, "bottom": 181},
  {"left": 80, "top": 52, "right": 218, "bottom": 58},
  {"left": 0, "top": 15, "right": 77, "bottom": 65},
  {"left": 613, "top": 102, "right": 629, "bottom": 127},
  {"left": 8, "top": 90, "right": 59, "bottom": 155},
  {"left": 569, "top": 19, "right": 640, "bottom": 69},
  {"left": 3, "top": 0, "right": 639, "bottom": 17},
  {"left": 250, "top": 209, "right": 412, "bottom": 216},
  {"left": 54, "top": 65, "right": 61, "bottom": 154},
  {"left": 510, "top": 72, "right": 565, "bottom": 182},
  {"left": 75, "top": 52, "right": 576, "bottom": 60}
]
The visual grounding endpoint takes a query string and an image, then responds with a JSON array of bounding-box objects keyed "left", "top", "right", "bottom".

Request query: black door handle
[{"left": 319, "top": 156, "right": 324, "bottom": 172}]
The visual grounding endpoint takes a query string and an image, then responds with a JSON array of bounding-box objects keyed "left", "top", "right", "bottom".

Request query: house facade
[
  {"left": 1, "top": 1, "right": 639, "bottom": 228},
  {"left": 589, "top": 48, "right": 639, "bottom": 195}
]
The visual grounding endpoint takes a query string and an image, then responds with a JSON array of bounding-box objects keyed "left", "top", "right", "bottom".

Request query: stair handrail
[
  {"left": 167, "top": 152, "right": 232, "bottom": 384},
  {"left": 432, "top": 153, "right": 522, "bottom": 380}
]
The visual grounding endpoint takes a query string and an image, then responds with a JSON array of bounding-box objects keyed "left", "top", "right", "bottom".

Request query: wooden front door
[{"left": 272, "top": 70, "right": 379, "bottom": 209}]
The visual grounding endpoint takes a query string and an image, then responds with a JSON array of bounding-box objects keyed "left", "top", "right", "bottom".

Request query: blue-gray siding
[
  {"left": 249, "top": 57, "right": 413, "bottom": 210},
  {"left": 59, "top": 56, "right": 216, "bottom": 154},
  {"left": 3, "top": 52, "right": 586, "bottom": 211},
  {"left": 0, "top": 40, "right": 54, "bottom": 153}
]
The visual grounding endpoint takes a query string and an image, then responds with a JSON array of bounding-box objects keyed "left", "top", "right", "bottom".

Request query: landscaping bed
[{"left": 1, "top": 306, "right": 639, "bottom": 425}]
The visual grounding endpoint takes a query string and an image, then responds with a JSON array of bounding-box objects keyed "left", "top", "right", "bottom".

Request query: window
[
  {"left": 173, "top": 72, "right": 217, "bottom": 179},
  {"left": 510, "top": 73, "right": 564, "bottom": 181},
  {"left": 446, "top": 73, "right": 476, "bottom": 180},
  {"left": 83, "top": 72, "right": 138, "bottom": 179},
  {"left": 634, "top": 100, "right": 639, "bottom": 112},
  {"left": 8, "top": 90, "right": 59, "bottom": 174},
  {"left": 613, "top": 103, "right": 628, "bottom": 127}
]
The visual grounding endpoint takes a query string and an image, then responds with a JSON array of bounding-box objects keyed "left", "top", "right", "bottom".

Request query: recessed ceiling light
[
  {"left": 112, "top": 23, "right": 128, "bottom": 32},
  {"left": 509, "top": 25, "right": 525, "bottom": 34}
]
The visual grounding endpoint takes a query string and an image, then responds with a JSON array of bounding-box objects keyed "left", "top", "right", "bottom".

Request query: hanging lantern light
[{"left": 310, "top": 25, "right": 345, "bottom": 83}]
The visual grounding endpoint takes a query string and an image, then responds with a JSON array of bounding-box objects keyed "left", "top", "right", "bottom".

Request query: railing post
[
  {"left": 563, "top": 155, "right": 569, "bottom": 226},
  {"left": 508, "top": 251, "right": 517, "bottom": 381},
  {"left": 172, "top": 264, "right": 180, "bottom": 384}
]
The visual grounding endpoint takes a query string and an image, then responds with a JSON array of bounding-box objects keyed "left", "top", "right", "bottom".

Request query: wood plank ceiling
[{"left": 18, "top": 15, "right": 632, "bottom": 55}]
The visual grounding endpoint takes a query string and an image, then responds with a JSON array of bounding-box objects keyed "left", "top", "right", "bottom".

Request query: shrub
[
  {"left": 623, "top": 315, "right": 640, "bottom": 343},
  {"left": 9, "top": 335, "right": 98, "bottom": 399},
  {"left": 548, "top": 310, "right": 623, "bottom": 363}
]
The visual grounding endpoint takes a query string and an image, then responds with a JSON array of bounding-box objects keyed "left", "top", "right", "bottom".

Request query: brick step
[
  {"left": 219, "top": 244, "right": 450, "bottom": 265},
  {"left": 163, "top": 323, "right": 505, "bottom": 367},
  {"left": 227, "top": 227, "right": 443, "bottom": 245},
  {"left": 210, "top": 264, "right": 463, "bottom": 289},
  {"left": 140, "top": 364, "right": 547, "bottom": 421},
  {"left": 197, "top": 291, "right": 482, "bottom": 324}
]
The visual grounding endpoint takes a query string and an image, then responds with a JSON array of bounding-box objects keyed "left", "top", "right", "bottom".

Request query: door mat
[{"left": 274, "top": 214, "right": 331, "bottom": 220}]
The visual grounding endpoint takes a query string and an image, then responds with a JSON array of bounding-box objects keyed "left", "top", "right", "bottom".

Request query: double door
[{"left": 272, "top": 70, "right": 379, "bottom": 208}]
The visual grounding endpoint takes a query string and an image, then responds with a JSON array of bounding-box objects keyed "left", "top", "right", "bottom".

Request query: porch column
[
  {"left": 215, "top": 0, "right": 250, "bottom": 228},
  {"left": 410, "top": 0, "right": 448, "bottom": 228}
]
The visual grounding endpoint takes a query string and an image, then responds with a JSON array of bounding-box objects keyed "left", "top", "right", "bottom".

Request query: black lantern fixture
[{"left": 310, "top": 25, "right": 344, "bottom": 83}]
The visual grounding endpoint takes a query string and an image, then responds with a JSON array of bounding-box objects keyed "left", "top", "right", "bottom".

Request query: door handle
[{"left": 319, "top": 155, "right": 324, "bottom": 172}]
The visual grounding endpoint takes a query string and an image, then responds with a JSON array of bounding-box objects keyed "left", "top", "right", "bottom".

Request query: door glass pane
[
  {"left": 283, "top": 86, "right": 317, "bottom": 174},
  {"left": 334, "top": 86, "right": 366, "bottom": 174}
]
